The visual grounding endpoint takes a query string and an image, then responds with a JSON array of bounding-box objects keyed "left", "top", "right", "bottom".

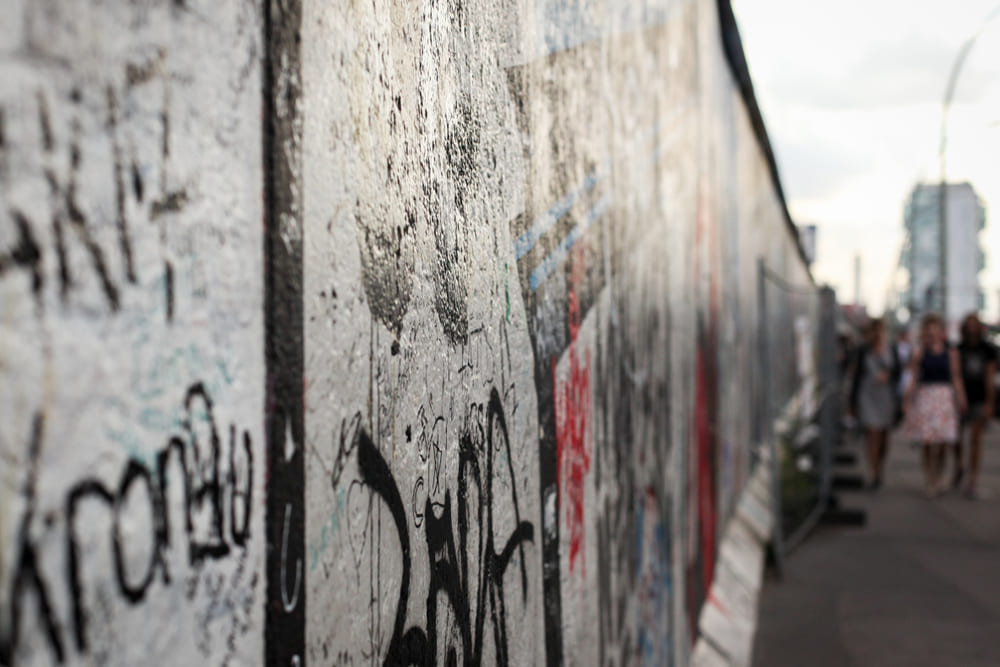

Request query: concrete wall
[{"left": 0, "top": 1, "right": 812, "bottom": 665}]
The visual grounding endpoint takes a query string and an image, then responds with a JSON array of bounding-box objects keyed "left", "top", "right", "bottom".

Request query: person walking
[
  {"left": 955, "top": 313, "right": 996, "bottom": 498},
  {"left": 850, "top": 318, "right": 901, "bottom": 489},
  {"left": 903, "top": 313, "right": 967, "bottom": 497}
]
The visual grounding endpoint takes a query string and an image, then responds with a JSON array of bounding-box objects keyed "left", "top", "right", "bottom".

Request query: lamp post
[{"left": 939, "top": 4, "right": 1000, "bottom": 327}]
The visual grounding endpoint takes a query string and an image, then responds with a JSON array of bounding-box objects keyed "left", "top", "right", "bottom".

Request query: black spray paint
[
  {"left": 0, "top": 76, "right": 185, "bottom": 320},
  {"left": 351, "top": 387, "right": 533, "bottom": 666},
  {"left": 1, "top": 385, "right": 253, "bottom": 663},
  {"left": 263, "top": 0, "right": 306, "bottom": 663}
]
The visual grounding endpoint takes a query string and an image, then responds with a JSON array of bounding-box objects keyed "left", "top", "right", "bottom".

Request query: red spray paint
[{"left": 554, "top": 248, "right": 591, "bottom": 576}]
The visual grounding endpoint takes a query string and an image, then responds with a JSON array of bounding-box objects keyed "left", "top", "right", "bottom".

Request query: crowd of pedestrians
[{"left": 847, "top": 312, "right": 997, "bottom": 498}]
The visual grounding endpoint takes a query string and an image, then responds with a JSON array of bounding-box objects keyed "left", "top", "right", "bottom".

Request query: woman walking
[
  {"left": 850, "top": 318, "right": 900, "bottom": 489},
  {"left": 956, "top": 313, "right": 997, "bottom": 498},
  {"left": 903, "top": 314, "right": 967, "bottom": 497}
]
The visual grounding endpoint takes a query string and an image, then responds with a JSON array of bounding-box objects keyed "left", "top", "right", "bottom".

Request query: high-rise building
[{"left": 900, "top": 182, "right": 985, "bottom": 335}]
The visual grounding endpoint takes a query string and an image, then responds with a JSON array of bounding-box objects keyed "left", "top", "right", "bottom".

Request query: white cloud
[{"left": 733, "top": 0, "right": 1000, "bottom": 318}]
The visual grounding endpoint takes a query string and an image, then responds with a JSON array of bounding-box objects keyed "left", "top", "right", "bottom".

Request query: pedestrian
[
  {"left": 955, "top": 313, "right": 996, "bottom": 498},
  {"left": 850, "top": 318, "right": 901, "bottom": 489},
  {"left": 902, "top": 313, "right": 967, "bottom": 497}
]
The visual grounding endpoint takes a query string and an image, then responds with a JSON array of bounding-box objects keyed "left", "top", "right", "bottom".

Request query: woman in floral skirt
[{"left": 902, "top": 313, "right": 967, "bottom": 496}]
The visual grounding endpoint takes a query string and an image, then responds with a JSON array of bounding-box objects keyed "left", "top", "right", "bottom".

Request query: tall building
[{"left": 900, "top": 182, "right": 985, "bottom": 334}]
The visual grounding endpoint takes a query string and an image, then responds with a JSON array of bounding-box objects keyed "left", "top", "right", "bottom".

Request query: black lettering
[
  {"left": 65, "top": 480, "right": 114, "bottom": 652},
  {"left": 1, "top": 414, "right": 64, "bottom": 664},
  {"left": 0, "top": 210, "right": 44, "bottom": 302},
  {"left": 2, "top": 384, "right": 253, "bottom": 661},
  {"left": 184, "top": 383, "right": 229, "bottom": 563},
  {"left": 113, "top": 460, "right": 161, "bottom": 604},
  {"left": 230, "top": 427, "right": 253, "bottom": 546},
  {"left": 356, "top": 387, "right": 533, "bottom": 666}
]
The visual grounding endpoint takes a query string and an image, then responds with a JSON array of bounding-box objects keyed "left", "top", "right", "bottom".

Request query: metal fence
[{"left": 756, "top": 261, "right": 842, "bottom": 571}]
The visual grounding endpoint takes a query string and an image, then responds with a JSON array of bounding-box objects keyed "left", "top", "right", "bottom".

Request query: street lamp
[{"left": 938, "top": 4, "right": 1000, "bottom": 326}]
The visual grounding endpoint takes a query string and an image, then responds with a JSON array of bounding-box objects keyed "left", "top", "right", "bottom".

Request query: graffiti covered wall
[
  {"left": 0, "top": 2, "right": 265, "bottom": 665},
  {"left": 0, "top": 0, "right": 813, "bottom": 665}
]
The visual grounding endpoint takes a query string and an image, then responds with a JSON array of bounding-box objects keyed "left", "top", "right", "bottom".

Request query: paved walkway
[{"left": 752, "top": 426, "right": 1000, "bottom": 667}]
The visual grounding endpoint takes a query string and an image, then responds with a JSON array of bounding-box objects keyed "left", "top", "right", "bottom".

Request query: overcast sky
[{"left": 732, "top": 0, "right": 1000, "bottom": 319}]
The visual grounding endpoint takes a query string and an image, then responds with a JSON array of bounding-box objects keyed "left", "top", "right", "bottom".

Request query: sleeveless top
[{"left": 920, "top": 345, "right": 952, "bottom": 384}]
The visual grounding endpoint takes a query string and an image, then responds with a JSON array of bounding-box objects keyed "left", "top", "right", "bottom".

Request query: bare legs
[
  {"left": 965, "top": 420, "right": 985, "bottom": 496},
  {"left": 866, "top": 428, "right": 890, "bottom": 488},
  {"left": 923, "top": 443, "right": 948, "bottom": 497},
  {"left": 952, "top": 439, "right": 965, "bottom": 488},
  {"left": 935, "top": 446, "right": 947, "bottom": 493}
]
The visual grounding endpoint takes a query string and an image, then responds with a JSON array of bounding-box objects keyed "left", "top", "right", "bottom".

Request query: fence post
[
  {"left": 817, "top": 286, "right": 838, "bottom": 507},
  {"left": 758, "top": 258, "right": 784, "bottom": 575}
]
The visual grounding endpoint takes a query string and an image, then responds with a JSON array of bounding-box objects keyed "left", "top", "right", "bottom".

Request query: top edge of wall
[{"left": 716, "top": 0, "right": 815, "bottom": 282}]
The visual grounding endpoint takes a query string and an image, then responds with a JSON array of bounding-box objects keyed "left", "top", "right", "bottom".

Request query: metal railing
[{"left": 757, "top": 261, "right": 841, "bottom": 570}]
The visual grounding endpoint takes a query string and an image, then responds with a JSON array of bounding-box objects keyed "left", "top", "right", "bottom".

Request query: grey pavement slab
[{"left": 752, "top": 426, "right": 1000, "bottom": 667}]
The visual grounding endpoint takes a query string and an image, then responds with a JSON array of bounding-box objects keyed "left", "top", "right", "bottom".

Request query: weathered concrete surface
[
  {"left": 1, "top": 0, "right": 813, "bottom": 665},
  {"left": 0, "top": 2, "right": 264, "bottom": 666},
  {"left": 752, "top": 431, "right": 1000, "bottom": 667}
]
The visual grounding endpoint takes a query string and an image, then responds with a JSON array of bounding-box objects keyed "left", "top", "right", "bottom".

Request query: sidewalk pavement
[{"left": 751, "top": 425, "right": 1000, "bottom": 667}]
